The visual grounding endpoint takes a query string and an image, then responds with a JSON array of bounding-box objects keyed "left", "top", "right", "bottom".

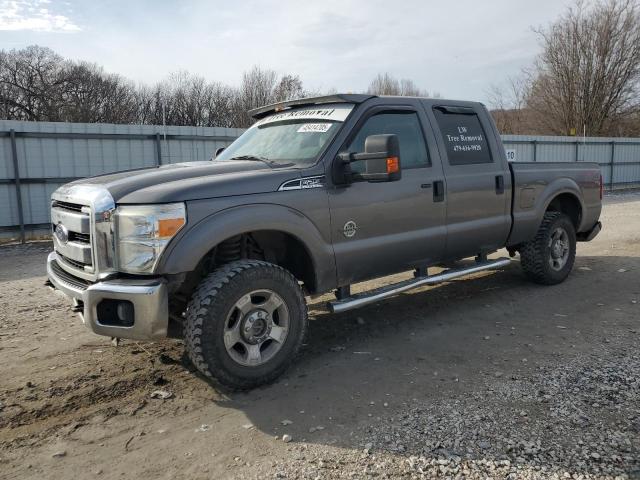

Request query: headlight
[{"left": 115, "top": 203, "right": 186, "bottom": 274}]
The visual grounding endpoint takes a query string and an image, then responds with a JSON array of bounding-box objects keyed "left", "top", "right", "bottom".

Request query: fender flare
[
  {"left": 536, "top": 178, "right": 585, "bottom": 230},
  {"left": 156, "top": 203, "right": 336, "bottom": 292},
  {"left": 509, "top": 177, "right": 585, "bottom": 246}
]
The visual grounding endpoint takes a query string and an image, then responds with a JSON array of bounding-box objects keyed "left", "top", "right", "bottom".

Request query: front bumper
[{"left": 47, "top": 252, "right": 168, "bottom": 340}]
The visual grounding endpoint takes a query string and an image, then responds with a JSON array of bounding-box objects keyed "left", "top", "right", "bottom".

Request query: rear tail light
[{"left": 600, "top": 174, "right": 603, "bottom": 200}]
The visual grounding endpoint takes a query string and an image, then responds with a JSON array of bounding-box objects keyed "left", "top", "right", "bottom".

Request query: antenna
[{"left": 162, "top": 99, "right": 168, "bottom": 163}]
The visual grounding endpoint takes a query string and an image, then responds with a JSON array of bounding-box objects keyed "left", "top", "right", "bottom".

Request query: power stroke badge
[{"left": 342, "top": 220, "right": 357, "bottom": 238}]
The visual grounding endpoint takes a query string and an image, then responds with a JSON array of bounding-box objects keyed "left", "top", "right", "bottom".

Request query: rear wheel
[
  {"left": 519, "top": 212, "right": 576, "bottom": 285},
  {"left": 184, "top": 260, "right": 308, "bottom": 390}
]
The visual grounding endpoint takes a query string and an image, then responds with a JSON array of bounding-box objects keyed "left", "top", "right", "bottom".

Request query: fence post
[
  {"left": 575, "top": 141, "right": 579, "bottom": 162},
  {"left": 532, "top": 140, "right": 537, "bottom": 162},
  {"left": 9, "top": 129, "right": 25, "bottom": 244},
  {"left": 155, "top": 133, "right": 162, "bottom": 166},
  {"left": 609, "top": 141, "right": 615, "bottom": 190}
]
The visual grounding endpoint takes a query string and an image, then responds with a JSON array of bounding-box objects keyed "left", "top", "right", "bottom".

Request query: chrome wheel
[
  {"left": 548, "top": 227, "right": 570, "bottom": 271},
  {"left": 223, "top": 289, "right": 289, "bottom": 367}
]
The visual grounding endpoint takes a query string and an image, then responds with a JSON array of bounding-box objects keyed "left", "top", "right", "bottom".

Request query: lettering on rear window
[{"left": 433, "top": 107, "right": 492, "bottom": 165}]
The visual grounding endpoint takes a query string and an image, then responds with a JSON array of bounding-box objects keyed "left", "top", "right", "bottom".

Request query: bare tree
[
  {"left": 234, "top": 66, "right": 278, "bottom": 126},
  {"left": 487, "top": 74, "right": 531, "bottom": 134},
  {"left": 0, "top": 46, "right": 319, "bottom": 128},
  {"left": 367, "top": 73, "right": 402, "bottom": 95},
  {"left": 60, "top": 62, "right": 138, "bottom": 123},
  {"left": 132, "top": 84, "right": 155, "bottom": 124},
  {"left": 234, "top": 67, "right": 315, "bottom": 127},
  {"left": 367, "top": 72, "right": 437, "bottom": 97},
  {"left": 204, "top": 82, "right": 238, "bottom": 128},
  {"left": 0, "top": 45, "right": 67, "bottom": 121},
  {"left": 166, "top": 71, "right": 213, "bottom": 126},
  {"left": 527, "top": 0, "right": 640, "bottom": 136},
  {"left": 273, "top": 74, "right": 305, "bottom": 103},
  {"left": 0, "top": 46, "right": 138, "bottom": 123},
  {"left": 138, "top": 68, "right": 304, "bottom": 128},
  {"left": 398, "top": 78, "right": 432, "bottom": 97}
]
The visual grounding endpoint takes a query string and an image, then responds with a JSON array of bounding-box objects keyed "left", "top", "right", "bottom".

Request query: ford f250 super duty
[{"left": 46, "top": 94, "right": 602, "bottom": 389}]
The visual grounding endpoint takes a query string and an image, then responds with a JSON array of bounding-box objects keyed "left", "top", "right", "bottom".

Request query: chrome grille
[
  {"left": 51, "top": 199, "right": 93, "bottom": 270},
  {"left": 51, "top": 184, "right": 116, "bottom": 282},
  {"left": 52, "top": 200, "right": 85, "bottom": 213},
  {"left": 57, "top": 252, "right": 90, "bottom": 270},
  {"left": 49, "top": 258, "right": 90, "bottom": 291},
  {"left": 69, "top": 231, "right": 90, "bottom": 243}
]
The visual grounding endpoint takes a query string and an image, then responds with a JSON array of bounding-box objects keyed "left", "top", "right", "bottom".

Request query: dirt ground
[{"left": 0, "top": 193, "right": 638, "bottom": 480}]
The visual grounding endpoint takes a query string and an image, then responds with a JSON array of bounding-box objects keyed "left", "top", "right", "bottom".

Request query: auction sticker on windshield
[
  {"left": 254, "top": 104, "right": 353, "bottom": 127},
  {"left": 297, "top": 123, "right": 332, "bottom": 133}
]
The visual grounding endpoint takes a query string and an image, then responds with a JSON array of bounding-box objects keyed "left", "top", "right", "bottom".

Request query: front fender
[{"left": 156, "top": 203, "right": 336, "bottom": 293}]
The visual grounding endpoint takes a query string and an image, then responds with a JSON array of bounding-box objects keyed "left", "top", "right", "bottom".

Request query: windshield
[{"left": 215, "top": 104, "right": 353, "bottom": 167}]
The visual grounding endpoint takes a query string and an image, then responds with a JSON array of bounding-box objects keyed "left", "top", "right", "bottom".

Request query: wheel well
[
  {"left": 252, "top": 231, "right": 317, "bottom": 293},
  {"left": 546, "top": 193, "right": 582, "bottom": 229},
  {"left": 177, "top": 231, "right": 317, "bottom": 306}
]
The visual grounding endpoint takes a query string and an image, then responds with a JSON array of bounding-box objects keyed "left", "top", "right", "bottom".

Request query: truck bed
[{"left": 508, "top": 161, "right": 602, "bottom": 246}]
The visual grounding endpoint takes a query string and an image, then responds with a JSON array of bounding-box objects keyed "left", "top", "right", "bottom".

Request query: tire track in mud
[{"left": 0, "top": 341, "right": 190, "bottom": 450}]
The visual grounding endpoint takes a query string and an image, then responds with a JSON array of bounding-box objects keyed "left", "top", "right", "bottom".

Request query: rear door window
[{"left": 433, "top": 107, "right": 492, "bottom": 165}]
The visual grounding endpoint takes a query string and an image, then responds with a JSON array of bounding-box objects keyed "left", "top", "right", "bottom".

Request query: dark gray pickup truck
[{"left": 46, "top": 94, "right": 602, "bottom": 389}]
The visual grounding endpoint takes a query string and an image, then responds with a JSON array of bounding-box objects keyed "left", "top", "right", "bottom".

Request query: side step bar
[{"left": 327, "top": 258, "right": 511, "bottom": 314}]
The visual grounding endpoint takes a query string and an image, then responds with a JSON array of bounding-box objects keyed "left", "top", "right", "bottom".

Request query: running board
[{"left": 327, "top": 258, "right": 511, "bottom": 314}]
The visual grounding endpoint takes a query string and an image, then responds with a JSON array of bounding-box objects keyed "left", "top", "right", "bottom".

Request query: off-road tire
[
  {"left": 519, "top": 211, "right": 576, "bottom": 285},
  {"left": 184, "top": 260, "right": 308, "bottom": 390}
]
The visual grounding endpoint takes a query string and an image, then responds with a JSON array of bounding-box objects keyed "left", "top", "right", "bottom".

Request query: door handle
[
  {"left": 495, "top": 175, "right": 505, "bottom": 195},
  {"left": 433, "top": 180, "right": 445, "bottom": 202}
]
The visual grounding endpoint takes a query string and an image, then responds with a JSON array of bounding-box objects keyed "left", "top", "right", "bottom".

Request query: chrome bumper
[{"left": 47, "top": 252, "right": 168, "bottom": 340}]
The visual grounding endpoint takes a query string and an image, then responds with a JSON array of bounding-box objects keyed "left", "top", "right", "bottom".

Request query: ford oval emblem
[
  {"left": 55, "top": 223, "right": 69, "bottom": 244},
  {"left": 343, "top": 220, "right": 357, "bottom": 238}
]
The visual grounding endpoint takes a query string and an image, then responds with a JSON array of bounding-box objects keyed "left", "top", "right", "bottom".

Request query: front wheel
[
  {"left": 519, "top": 212, "right": 577, "bottom": 285},
  {"left": 184, "top": 260, "right": 308, "bottom": 390}
]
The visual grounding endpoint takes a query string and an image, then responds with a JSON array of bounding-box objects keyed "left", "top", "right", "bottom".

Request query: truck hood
[{"left": 70, "top": 160, "right": 297, "bottom": 204}]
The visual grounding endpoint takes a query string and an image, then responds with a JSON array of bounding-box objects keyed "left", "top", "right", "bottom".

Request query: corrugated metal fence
[
  {"left": 0, "top": 120, "right": 243, "bottom": 241},
  {"left": 1, "top": 120, "right": 639, "bottom": 242},
  {"left": 501, "top": 134, "right": 640, "bottom": 190}
]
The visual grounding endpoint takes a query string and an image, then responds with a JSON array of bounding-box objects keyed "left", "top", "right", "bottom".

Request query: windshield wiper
[
  {"left": 228, "top": 155, "right": 295, "bottom": 168},
  {"left": 229, "top": 155, "right": 276, "bottom": 167}
]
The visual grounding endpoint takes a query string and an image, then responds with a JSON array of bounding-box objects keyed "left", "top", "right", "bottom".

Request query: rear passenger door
[{"left": 427, "top": 104, "right": 511, "bottom": 259}]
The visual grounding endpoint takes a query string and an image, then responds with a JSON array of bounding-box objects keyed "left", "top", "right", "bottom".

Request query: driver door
[{"left": 327, "top": 105, "right": 446, "bottom": 286}]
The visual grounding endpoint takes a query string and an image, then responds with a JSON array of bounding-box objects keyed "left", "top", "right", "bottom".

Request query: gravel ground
[
  {"left": 0, "top": 193, "right": 639, "bottom": 480},
  {"left": 273, "top": 351, "right": 639, "bottom": 479}
]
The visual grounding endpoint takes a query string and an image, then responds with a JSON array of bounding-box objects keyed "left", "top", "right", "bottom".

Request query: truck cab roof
[
  {"left": 249, "top": 93, "right": 486, "bottom": 120},
  {"left": 249, "top": 94, "right": 375, "bottom": 119}
]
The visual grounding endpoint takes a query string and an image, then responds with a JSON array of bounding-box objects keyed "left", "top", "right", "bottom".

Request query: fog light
[
  {"left": 117, "top": 301, "right": 134, "bottom": 324},
  {"left": 97, "top": 299, "right": 134, "bottom": 327}
]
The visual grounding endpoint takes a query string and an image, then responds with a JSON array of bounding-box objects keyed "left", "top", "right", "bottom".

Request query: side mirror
[
  {"left": 336, "top": 134, "right": 401, "bottom": 183},
  {"left": 214, "top": 146, "right": 226, "bottom": 159}
]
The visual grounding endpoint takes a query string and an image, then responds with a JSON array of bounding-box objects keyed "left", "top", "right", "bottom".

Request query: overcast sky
[{"left": 0, "top": 0, "right": 574, "bottom": 104}]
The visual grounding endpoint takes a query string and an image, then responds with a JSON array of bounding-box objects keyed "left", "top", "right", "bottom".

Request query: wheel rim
[
  {"left": 223, "top": 289, "right": 290, "bottom": 367},
  {"left": 548, "top": 227, "right": 570, "bottom": 271}
]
